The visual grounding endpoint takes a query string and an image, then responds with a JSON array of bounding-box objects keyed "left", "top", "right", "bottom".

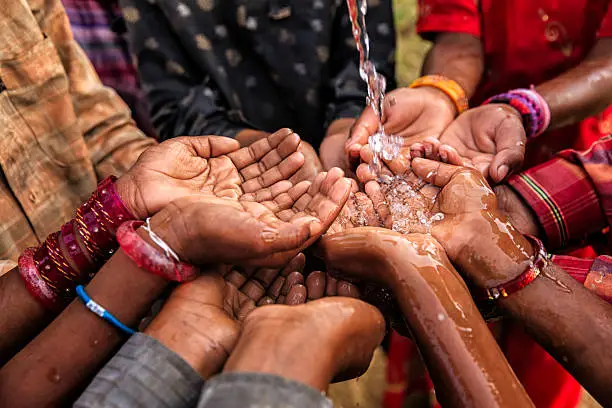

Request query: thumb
[
  {"left": 489, "top": 117, "right": 526, "bottom": 183},
  {"left": 346, "top": 106, "right": 378, "bottom": 150}
]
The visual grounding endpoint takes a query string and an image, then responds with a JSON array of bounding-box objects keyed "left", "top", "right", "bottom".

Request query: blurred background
[{"left": 393, "top": 0, "right": 430, "bottom": 86}]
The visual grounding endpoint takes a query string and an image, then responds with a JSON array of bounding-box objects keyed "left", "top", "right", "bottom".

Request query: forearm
[
  {"left": 387, "top": 254, "right": 531, "bottom": 408},
  {"left": 0, "top": 270, "right": 51, "bottom": 364},
  {"left": 0, "top": 249, "right": 167, "bottom": 408},
  {"left": 423, "top": 33, "right": 484, "bottom": 98},
  {"left": 536, "top": 38, "right": 612, "bottom": 129},
  {"left": 500, "top": 263, "right": 612, "bottom": 406}
]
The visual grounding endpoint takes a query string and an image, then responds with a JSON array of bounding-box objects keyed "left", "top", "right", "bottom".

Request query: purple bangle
[{"left": 483, "top": 89, "right": 550, "bottom": 138}]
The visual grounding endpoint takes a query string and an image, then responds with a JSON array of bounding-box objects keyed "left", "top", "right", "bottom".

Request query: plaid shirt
[
  {"left": 509, "top": 136, "right": 612, "bottom": 301},
  {"left": 0, "top": 0, "right": 155, "bottom": 263}
]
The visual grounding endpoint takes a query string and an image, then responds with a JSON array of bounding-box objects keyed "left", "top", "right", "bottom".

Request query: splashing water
[{"left": 346, "top": 0, "right": 402, "bottom": 174}]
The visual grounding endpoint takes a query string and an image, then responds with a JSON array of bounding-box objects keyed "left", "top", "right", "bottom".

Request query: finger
[
  {"left": 337, "top": 281, "right": 361, "bottom": 298},
  {"left": 489, "top": 121, "right": 526, "bottom": 183},
  {"left": 421, "top": 137, "right": 441, "bottom": 160},
  {"left": 364, "top": 181, "right": 391, "bottom": 227},
  {"left": 268, "top": 276, "right": 285, "bottom": 299},
  {"left": 411, "top": 158, "right": 464, "bottom": 187},
  {"left": 225, "top": 268, "right": 250, "bottom": 288},
  {"left": 241, "top": 151, "right": 305, "bottom": 192},
  {"left": 228, "top": 128, "right": 296, "bottom": 169},
  {"left": 241, "top": 180, "right": 292, "bottom": 202},
  {"left": 252, "top": 267, "right": 283, "bottom": 287},
  {"left": 280, "top": 253, "right": 306, "bottom": 276},
  {"left": 285, "top": 284, "right": 307, "bottom": 305},
  {"left": 347, "top": 107, "right": 378, "bottom": 148},
  {"left": 306, "top": 271, "right": 326, "bottom": 300},
  {"left": 171, "top": 135, "right": 240, "bottom": 158},
  {"left": 326, "top": 275, "right": 338, "bottom": 296},
  {"left": 240, "top": 279, "right": 266, "bottom": 302},
  {"left": 271, "top": 181, "right": 311, "bottom": 217},
  {"left": 257, "top": 296, "right": 275, "bottom": 306},
  {"left": 410, "top": 142, "right": 425, "bottom": 158},
  {"left": 282, "top": 271, "right": 305, "bottom": 295},
  {"left": 354, "top": 192, "right": 380, "bottom": 226},
  {"left": 438, "top": 144, "right": 464, "bottom": 166}
]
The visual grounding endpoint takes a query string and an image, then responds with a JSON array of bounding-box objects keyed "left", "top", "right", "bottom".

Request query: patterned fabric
[
  {"left": 119, "top": 0, "right": 396, "bottom": 146},
  {"left": 417, "top": 0, "right": 612, "bottom": 167},
  {"left": 0, "top": 0, "right": 155, "bottom": 262},
  {"left": 509, "top": 135, "right": 612, "bottom": 299}
]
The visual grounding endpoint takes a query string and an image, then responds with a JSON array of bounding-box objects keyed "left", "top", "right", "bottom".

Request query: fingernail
[
  {"left": 440, "top": 151, "right": 448, "bottom": 162},
  {"left": 498, "top": 165, "right": 509, "bottom": 180}
]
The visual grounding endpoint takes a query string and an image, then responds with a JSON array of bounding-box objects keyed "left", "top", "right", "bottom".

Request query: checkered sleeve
[
  {"left": 507, "top": 136, "right": 612, "bottom": 250},
  {"left": 553, "top": 255, "right": 612, "bottom": 303}
]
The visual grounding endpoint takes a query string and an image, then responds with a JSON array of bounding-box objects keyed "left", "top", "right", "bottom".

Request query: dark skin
[
  {"left": 320, "top": 229, "right": 533, "bottom": 408},
  {"left": 223, "top": 297, "right": 385, "bottom": 392},
  {"left": 359, "top": 35, "right": 612, "bottom": 182},
  {"left": 408, "top": 158, "right": 612, "bottom": 407},
  {"left": 0, "top": 129, "right": 308, "bottom": 363},
  {"left": 0, "top": 187, "right": 339, "bottom": 407}
]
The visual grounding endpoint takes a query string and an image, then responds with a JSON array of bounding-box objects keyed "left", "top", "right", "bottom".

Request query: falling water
[{"left": 346, "top": 0, "right": 402, "bottom": 174}]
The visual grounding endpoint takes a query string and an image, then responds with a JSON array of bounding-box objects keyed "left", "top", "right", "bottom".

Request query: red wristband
[
  {"left": 116, "top": 221, "right": 197, "bottom": 282},
  {"left": 475, "top": 235, "right": 549, "bottom": 301}
]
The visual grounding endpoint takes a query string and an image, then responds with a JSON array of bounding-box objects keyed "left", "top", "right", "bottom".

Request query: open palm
[{"left": 117, "top": 128, "right": 305, "bottom": 219}]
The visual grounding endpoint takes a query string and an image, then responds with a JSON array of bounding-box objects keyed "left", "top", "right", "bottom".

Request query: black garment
[{"left": 120, "top": 0, "right": 396, "bottom": 146}]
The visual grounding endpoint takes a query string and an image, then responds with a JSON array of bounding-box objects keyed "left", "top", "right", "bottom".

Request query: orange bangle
[{"left": 409, "top": 75, "right": 469, "bottom": 114}]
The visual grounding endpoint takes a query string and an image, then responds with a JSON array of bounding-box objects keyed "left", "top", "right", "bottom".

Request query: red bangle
[
  {"left": 19, "top": 248, "right": 63, "bottom": 312},
  {"left": 61, "top": 220, "right": 94, "bottom": 277},
  {"left": 476, "top": 235, "right": 549, "bottom": 301},
  {"left": 116, "top": 221, "right": 197, "bottom": 282}
]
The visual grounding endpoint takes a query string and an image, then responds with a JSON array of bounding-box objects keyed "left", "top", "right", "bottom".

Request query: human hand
[
  {"left": 147, "top": 168, "right": 352, "bottom": 267},
  {"left": 291, "top": 141, "right": 323, "bottom": 183},
  {"left": 115, "top": 128, "right": 304, "bottom": 219},
  {"left": 345, "top": 87, "right": 457, "bottom": 162},
  {"left": 145, "top": 254, "right": 308, "bottom": 378},
  {"left": 494, "top": 185, "right": 540, "bottom": 237},
  {"left": 319, "top": 118, "right": 356, "bottom": 175},
  {"left": 223, "top": 297, "right": 385, "bottom": 390},
  {"left": 409, "top": 104, "right": 526, "bottom": 183}
]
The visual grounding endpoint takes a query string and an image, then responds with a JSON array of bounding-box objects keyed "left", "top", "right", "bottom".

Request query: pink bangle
[
  {"left": 116, "top": 221, "right": 197, "bottom": 282},
  {"left": 19, "top": 248, "right": 62, "bottom": 312},
  {"left": 61, "top": 220, "right": 94, "bottom": 277}
]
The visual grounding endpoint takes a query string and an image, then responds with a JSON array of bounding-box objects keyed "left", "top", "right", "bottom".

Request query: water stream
[{"left": 346, "top": 0, "right": 402, "bottom": 174}]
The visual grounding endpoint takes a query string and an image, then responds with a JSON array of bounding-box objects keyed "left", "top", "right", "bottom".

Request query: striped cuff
[{"left": 508, "top": 157, "right": 607, "bottom": 250}]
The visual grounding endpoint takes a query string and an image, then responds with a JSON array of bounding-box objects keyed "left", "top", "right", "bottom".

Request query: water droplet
[{"left": 437, "top": 313, "right": 445, "bottom": 321}]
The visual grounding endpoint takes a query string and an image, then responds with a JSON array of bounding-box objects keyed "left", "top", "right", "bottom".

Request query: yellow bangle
[{"left": 409, "top": 75, "right": 469, "bottom": 114}]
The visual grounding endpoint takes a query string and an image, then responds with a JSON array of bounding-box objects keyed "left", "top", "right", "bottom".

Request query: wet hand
[
  {"left": 115, "top": 128, "right": 304, "bottom": 219},
  {"left": 409, "top": 105, "right": 526, "bottom": 183},
  {"left": 346, "top": 87, "right": 457, "bottom": 163}
]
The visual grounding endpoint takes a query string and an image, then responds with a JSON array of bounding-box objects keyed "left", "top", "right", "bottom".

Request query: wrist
[
  {"left": 494, "top": 185, "right": 541, "bottom": 237},
  {"left": 409, "top": 75, "right": 469, "bottom": 116},
  {"left": 456, "top": 216, "right": 535, "bottom": 288},
  {"left": 114, "top": 175, "right": 148, "bottom": 220}
]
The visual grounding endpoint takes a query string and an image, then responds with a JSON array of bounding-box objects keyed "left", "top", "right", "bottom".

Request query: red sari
[{"left": 383, "top": 1, "right": 612, "bottom": 407}]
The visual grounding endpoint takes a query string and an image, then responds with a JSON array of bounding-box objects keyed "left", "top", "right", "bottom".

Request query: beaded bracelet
[
  {"left": 116, "top": 220, "right": 197, "bottom": 282},
  {"left": 76, "top": 285, "right": 136, "bottom": 335},
  {"left": 483, "top": 88, "right": 551, "bottom": 138},
  {"left": 474, "top": 235, "right": 549, "bottom": 301},
  {"left": 409, "top": 75, "right": 469, "bottom": 114},
  {"left": 18, "top": 176, "right": 137, "bottom": 311}
]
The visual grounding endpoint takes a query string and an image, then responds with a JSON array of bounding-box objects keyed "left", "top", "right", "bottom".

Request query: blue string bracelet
[{"left": 76, "top": 285, "right": 136, "bottom": 335}]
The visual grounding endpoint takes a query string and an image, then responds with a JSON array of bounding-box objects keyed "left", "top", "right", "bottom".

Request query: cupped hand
[
  {"left": 115, "top": 128, "right": 304, "bottom": 219},
  {"left": 410, "top": 104, "right": 526, "bottom": 183},
  {"left": 145, "top": 254, "right": 308, "bottom": 378},
  {"left": 345, "top": 87, "right": 457, "bottom": 162},
  {"left": 148, "top": 168, "right": 352, "bottom": 268},
  {"left": 319, "top": 118, "right": 356, "bottom": 175}
]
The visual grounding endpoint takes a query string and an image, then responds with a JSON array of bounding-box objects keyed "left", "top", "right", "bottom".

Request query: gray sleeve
[
  {"left": 74, "top": 333, "right": 204, "bottom": 408},
  {"left": 197, "top": 372, "right": 333, "bottom": 408}
]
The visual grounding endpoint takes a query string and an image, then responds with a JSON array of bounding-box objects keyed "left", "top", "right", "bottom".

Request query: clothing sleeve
[
  {"left": 326, "top": 0, "right": 396, "bottom": 126},
  {"left": 507, "top": 135, "right": 612, "bottom": 250},
  {"left": 416, "top": 0, "right": 481, "bottom": 40},
  {"left": 74, "top": 333, "right": 204, "bottom": 408},
  {"left": 553, "top": 255, "right": 612, "bottom": 303},
  {"left": 197, "top": 372, "right": 333, "bottom": 408},
  {"left": 47, "top": 0, "right": 155, "bottom": 178},
  {"left": 597, "top": 1, "right": 612, "bottom": 37},
  {"left": 120, "top": 0, "right": 246, "bottom": 141}
]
